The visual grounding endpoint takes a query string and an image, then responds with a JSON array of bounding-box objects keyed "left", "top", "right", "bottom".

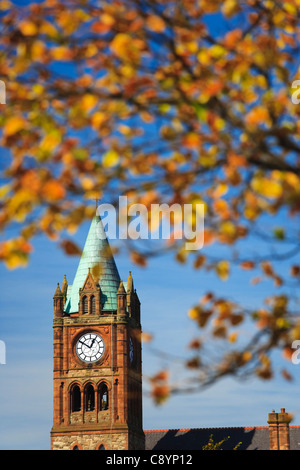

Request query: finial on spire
[
  {"left": 62, "top": 275, "right": 68, "bottom": 296},
  {"left": 127, "top": 271, "right": 133, "bottom": 292},
  {"left": 54, "top": 282, "right": 63, "bottom": 297}
]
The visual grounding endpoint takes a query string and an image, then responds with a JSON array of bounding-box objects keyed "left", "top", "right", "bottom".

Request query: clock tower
[{"left": 50, "top": 215, "right": 145, "bottom": 450}]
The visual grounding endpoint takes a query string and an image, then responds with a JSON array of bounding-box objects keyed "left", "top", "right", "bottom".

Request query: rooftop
[{"left": 64, "top": 216, "right": 120, "bottom": 313}]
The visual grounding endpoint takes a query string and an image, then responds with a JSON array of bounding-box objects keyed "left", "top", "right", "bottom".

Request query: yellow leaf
[
  {"left": 91, "top": 111, "right": 107, "bottom": 129},
  {"left": 0, "top": 183, "right": 11, "bottom": 199},
  {"left": 81, "top": 94, "right": 98, "bottom": 112},
  {"left": 212, "top": 183, "right": 228, "bottom": 198},
  {"left": 216, "top": 260, "right": 230, "bottom": 281},
  {"left": 51, "top": 46, "right": 72, "bottom": 61},
  {"left": 102, "top": 149, "right": 119, "bottom": 168},
  {"left": 283, "top": 2, "right": 297, "bottom": 14},
  {"left": 40, "top": 131, "right": 61, "bottom": 152},
  {"left": 219, "top": 221, "right": 236, "bottom": 238},
  {"left": 110, "top": 33, "right": 143, "bottom": 62},
  {"left": 210, "top": 44, "right": 226, "bottom": 59},
  {"left": 31, "top": 40, "right": 46, "bottom": 61},
  {"left": 0, "top": 1, "right": 12, "bottom": 10},
  {"left": 228, "top": 332, "right": 238, "bottom": 343},
  {"left": 242, "top": 351, "right": 252, "bottom": 363},
  {"left": 40, "top": 21, "right": 58, "bottom": 38},
  {"left": 3, "top": 116, "right": 26, "bottom": 136},
  {"left": 19, "top": 20, "right": 38, "bottom": 36},
  {"left": 85, "top": 44, "right": 98, "bottom": 58},
  {"left": 222, "top": 0, "right": 241, "bottom": 18},
  {"left": 251, "top": 176, "right": 283, "bottom": 199},
  {"left": 197, "top": 49, "right": 211, "bottom": 66},
  {"left": 110, "top": 33, "right": 132, "bottom": 57}
]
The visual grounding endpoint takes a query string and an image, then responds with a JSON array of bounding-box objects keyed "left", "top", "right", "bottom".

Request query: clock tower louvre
[{"left": 50, "top": 215, "right": 145, "bottom": 450}]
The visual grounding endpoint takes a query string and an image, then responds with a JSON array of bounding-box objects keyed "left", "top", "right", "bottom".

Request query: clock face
[{"left": 76, "top": 333, "right": 105, "bottom": 363}]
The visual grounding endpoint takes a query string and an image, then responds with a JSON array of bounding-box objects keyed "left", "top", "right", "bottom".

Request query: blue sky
[{"left": 0, "top": 216, "right": 300, "bottom": 450}]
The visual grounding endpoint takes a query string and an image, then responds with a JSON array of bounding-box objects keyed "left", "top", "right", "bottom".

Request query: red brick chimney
[{"left": 268, "top": 408, "right": 291, "bottom": 450}]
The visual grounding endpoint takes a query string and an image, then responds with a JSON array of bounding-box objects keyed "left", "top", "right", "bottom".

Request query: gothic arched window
[
  {"left": 85, "top": 384, "right": 95, "bottom": 411},
  {"left": 99, "top": 383, "right": 109, "bottom": 411},
  {"left": 91, "top": 295, "right": 96, "bottom": 315},
  {"left": 82, "top": 296, "right": 88, "bottom": 314},
  {"left": 71, "top": 385, "right": 81, "bottom": 412}
]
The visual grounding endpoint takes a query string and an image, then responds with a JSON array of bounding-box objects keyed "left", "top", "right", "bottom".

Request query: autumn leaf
[
  {"left": 130, "top": 250, "right": 147, "bottom": 267},
  {"left": 42, "top": 180, "right": 66, "bottom": 202},
  {"left": 19, "top": 20, "right": 38, "bottom": 36},
  {"left": 240, "top": 261, "right": 255, "bottom": 270},
  {"left": 60, "top": 240, "right": 82, "bottom": 256},
  {"left": 141, "top": 332, "right": 153, "bottom": 343},
  {"left": 146, "top": 15, "right": 166, "bottom": 33},
  {"left": 0, "top": 238, "right": 33, "bottom": 269},
  {"left": 251, "top": 175, "right": 283, "bottom": 199},
  {"left": 3, "top": 116, "right": 27, "bottom": 136},
  {"left": 216, "top": 260, "right": 230, "bottom": 281},
  {"left": 102, "top": 149, "right": 119, "bottom": 168}
]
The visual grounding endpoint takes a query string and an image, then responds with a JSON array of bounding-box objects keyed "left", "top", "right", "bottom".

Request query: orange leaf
[
  {"left": 194, "top": 254, "right": 206, "bottom": 269},
  {"left": 130, "top": 250, "right": 147, "bottom": 267},
  {"left": 19, "top": 20, "right": 38, "bottom": 36},
  {"left": 240, "top": 261, "right": 255, "bottom": 270},
  {"left": 146, "top": 15, "right": 166, "bottom": 33},
  {"left": 43, "top": 180, "right": 66, "bottom": 201},
  {"left": 3, "top": 116, "right": 26, "bottom": 136},
  {"left": 60, "top": 239, "right": 82, "bottom": 256},
  {"left": 223, "top": 29, "right": 242, "bottom": 49}
]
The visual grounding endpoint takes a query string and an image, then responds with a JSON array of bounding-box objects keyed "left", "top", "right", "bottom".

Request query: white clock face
[{"left": 76, "top": 333, "right": 104, "bottom": 363}]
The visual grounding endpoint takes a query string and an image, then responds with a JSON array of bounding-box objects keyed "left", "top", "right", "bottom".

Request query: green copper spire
[{"left": 64, "top": 215, "right": 120, "bottom": 313}]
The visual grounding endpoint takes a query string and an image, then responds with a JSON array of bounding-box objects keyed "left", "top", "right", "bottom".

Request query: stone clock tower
[{"left": 50, "top": 215, "right": 145, "bottom": 450}]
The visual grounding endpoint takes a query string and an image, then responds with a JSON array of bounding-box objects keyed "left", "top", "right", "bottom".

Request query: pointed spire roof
[
  {"left": 64, "top": 215, "right": 120, "bottom": 313},
  {"left": 54, "top": 283, "right": 63, "bottom": 297},
  {"left": 117, "top": 279, "right": 126, "bottom": 295}
]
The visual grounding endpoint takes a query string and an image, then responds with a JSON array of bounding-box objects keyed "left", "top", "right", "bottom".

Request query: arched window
[
  {"left": 71, "top": 385, "right": 81, "bottom": 412},
  {"left": 99, "top": 383, "right": 109, "bottom": 411},
  {"left": 91, "top": 295, "right": 96, "bottom": 315},
  {"left": 85, "top": 384, "right": 95, "bottom": 411},
  {"left": 82, "top": 296, "right": 88, "bottom": 314},
  {"left": 98, "top": 444, "right": 105, "bottom": 450},
  {"left": 72, "top": 445, "right": 79, "bottom": 450}
]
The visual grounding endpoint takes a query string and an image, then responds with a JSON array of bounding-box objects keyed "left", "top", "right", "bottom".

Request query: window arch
[
  {"left": 98, "top": 444, "right": 106, "bottom": 450},
  {"left": 91, "top": 295, "right": 96, "bottom": 315},
  {"left": 82, "top": 296, "right": 88, "bottom": 314},
  {"left": 71, "top": 385, "right": 81, "bottom": 412},
  {"left": 99, "top": 383, "right": 109, "bottom": 411},
  {"left": 71, "top": 442, "right": 82, "bottom": 450},
  {"left": 85, "top": 384, "right": 95, "bottom": 411}
]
